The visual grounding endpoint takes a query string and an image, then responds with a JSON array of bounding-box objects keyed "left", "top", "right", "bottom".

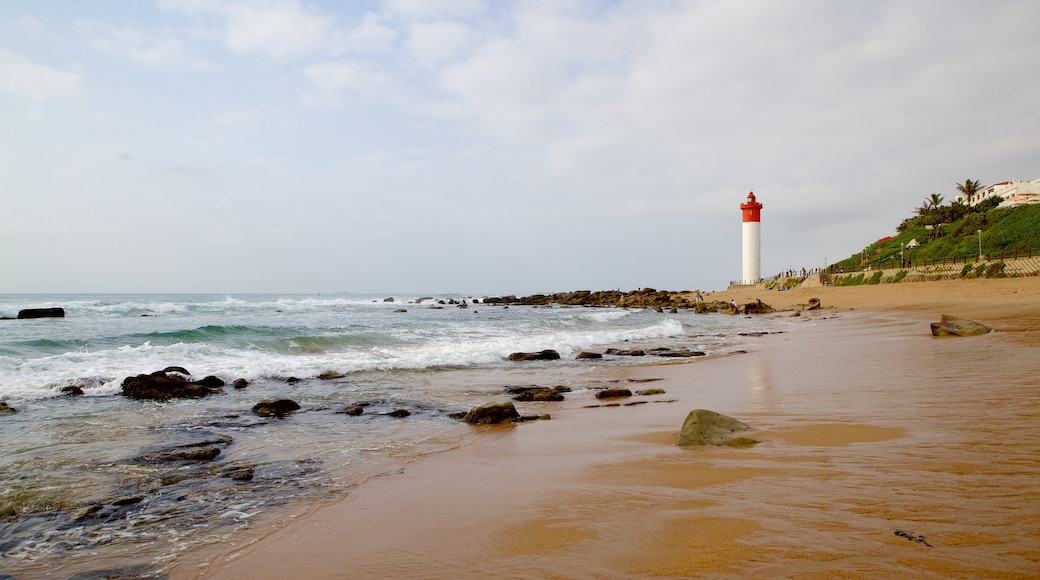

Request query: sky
[{"left": 2, "top": 0, "right": 1038, "bottom": 296}]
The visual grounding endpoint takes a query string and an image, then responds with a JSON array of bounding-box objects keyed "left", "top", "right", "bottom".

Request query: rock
[
  {"left": 655, "top": 349, "right": 706, "bottom": 358},
  {"left": 507, "top": 349, "right": 561, "bottom": 361},
  {"left": 252, "top": 399, "right": 301, "bottom": 418},
  {"left": 636, "top": 388, "right": 666, "bottom": 396},
  {"left": 604, "top": 348, "right": 645, "bottom": 357},
  {"left": 930, "top": 315, "right": 992, "bottom": 337},
  {"left": 508, "top": 386, "right": 566, "bottom": 402},
  {"left": 464, "top": 401, "right": 520, "bottom": 424},
  {"left": 61, "top": 385, "right": 85, "bottom": 396},
  {"left": 596, "top": 388, "right": 633, "bottom": 399},
  {"left": 338, "top": 405, "right": 365, "bottom": 416},
  {"left": 0, "top": 402, "right": 17, "bottom": 414},
  {"left": 576, "top": 351, "right": 602, "bottom": 359},
  {"left": 162, "top": 366, "right": 191, "bottom": 375},
  {"left": 394, "top": 309, "right": 408, "bottom": 313},
  {"left": 196, "top": 375, "right": 225, "bottom": 389},
  {"left": 17, "top": 307, "right": 65, "bottom": 319},
  {"left": 383, "top": 297, "right": 395, "bottom": 302},
  {"left": 121, "top": 370, "right": 224, "bottom": 400},
  {"left": 676, "top": 409, "right": 754, "bottom": 446},
  {"left": 223, "top": 467, "right": 255, "bottom": 481},
  {"left": 318, "top": 371, "right": 345, "bottom": 380},
  {"left": 386, "top": 409, "right": 411, "bottom": 418},
  {"left": 233, "top": 378, "right": 249, "bottom": 389}
]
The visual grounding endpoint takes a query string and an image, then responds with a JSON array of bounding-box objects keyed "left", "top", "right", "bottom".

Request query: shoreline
[{"left": 173, "top": 277, "right": 1040, "bottom": 578}]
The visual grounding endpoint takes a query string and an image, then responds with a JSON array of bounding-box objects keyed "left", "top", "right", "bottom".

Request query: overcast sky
[{"left": 2, "top": 0, "right": 1038, "bottom": 295}]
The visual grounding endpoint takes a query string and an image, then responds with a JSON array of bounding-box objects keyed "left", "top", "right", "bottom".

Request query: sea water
[{"left": 0, "top": 293, "right": 787, "bottom": 577}]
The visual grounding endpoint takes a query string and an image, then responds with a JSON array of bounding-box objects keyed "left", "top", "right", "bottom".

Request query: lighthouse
[{"left": 740, "top": 191, "right": 763, "bottom": 284}]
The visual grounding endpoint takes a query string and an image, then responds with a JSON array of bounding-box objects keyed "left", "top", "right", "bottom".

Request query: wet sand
[{"left": 176, "top": 277, "right": 1040, "bottom": 579}]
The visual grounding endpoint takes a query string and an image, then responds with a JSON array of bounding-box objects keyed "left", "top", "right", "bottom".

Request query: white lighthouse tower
[{"left": 740, "top": 191, "right": 763, "bottom": 284}]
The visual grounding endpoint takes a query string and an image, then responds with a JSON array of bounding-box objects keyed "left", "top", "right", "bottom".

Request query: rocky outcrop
[
  {"left": 508, "top": 349, "right": 561, "bottom": 361},
  {"left": 930, "top": 315, "right": 992, "bottom": 337},
  {"left": 463, "top": 401, "right": 520, "bottom": 424},
  {"left": 252, "top": 399, "right": 301, "bottom": 417},
  {"left": 17, "top": 307, "right": 65, "bottom": 319},
  {"left": 596, "top": 388, "right": 633, "bottom": 399},
  {"left": 121, "top": 369, "right": 224, "bottom": 400},
  {"left": 676, "top": 409, "right": 756, "bottom": 446}
]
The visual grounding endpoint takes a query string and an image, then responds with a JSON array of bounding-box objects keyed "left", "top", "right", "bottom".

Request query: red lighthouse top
[{"left": 740, "top": 191, "right": 762, "bottom": 223}]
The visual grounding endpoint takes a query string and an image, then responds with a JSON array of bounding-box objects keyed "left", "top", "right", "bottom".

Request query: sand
[{"left": 174, "top": 277, "right": 1040, "bottom": 579}]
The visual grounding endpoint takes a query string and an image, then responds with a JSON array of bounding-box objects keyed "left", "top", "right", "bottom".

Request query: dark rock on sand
[
  {"left": 252, "top": 398, "right": 301, "bottom": 418},
  {"left": 636, "top": 388, "right": 667, "bottom": 396},
  {"left": 508, "top": 386, "right": 566, "bottom": 402},
  {"left": 508, "top": 349, "right": 561, "bottom": 361},
  {"left": 121, "top": 370, "right": 224, "bottom": 400},
  {"left": 604, "top": 348, "right": 645, "bottom": 357},
  {"left": 464, "top": 401, "right": 520, "bottom": 424},
  {"left": 576, "top": 351, "right": 602, "bottom": 359},
  {"left": 677, "top": 409, "right": 754, "bottom": 446},
  {"left": 655, "top": 349, "right": 706, "bottom": 358},
  {"left": 17, "top": 307, "right": 65, "bottom": 319},
  {"left": 596, "top": 388, "right": 633, "bottom": 399},
  {"left": 930, "top": 314, "right": 992, "bottom": 337}
]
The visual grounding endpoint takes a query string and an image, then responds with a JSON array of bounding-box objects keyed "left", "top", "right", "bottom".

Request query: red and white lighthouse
[{"left": 740, "top": 191, "right": 763, "bottom": 284}]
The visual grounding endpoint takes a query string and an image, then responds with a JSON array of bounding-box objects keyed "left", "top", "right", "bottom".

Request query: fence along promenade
[{"left": 823, "top": 248, "right": 1040, "bottom": 285}]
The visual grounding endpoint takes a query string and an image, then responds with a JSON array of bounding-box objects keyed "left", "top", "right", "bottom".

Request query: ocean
[{"left": 0, "top": 293, "right": 787, "bottom": 577}]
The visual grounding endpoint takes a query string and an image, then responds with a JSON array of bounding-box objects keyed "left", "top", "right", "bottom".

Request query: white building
[{"left": 956, "top": 178, "right": 1040, "bottom": 208}]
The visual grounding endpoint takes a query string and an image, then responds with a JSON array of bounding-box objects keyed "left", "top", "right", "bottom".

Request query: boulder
[
  {"left": 677, "top": 409, "right": 754, "bottom": 446},
  {"left": 252, "top": 398, "right": 301, "bottom": 418},
  {"left": 604, "top": 348, "right": 645, "bottom": 357},
  {"left": 596, "top": 388, "right": 633, "bottom": 399},
  {"left": 0, "top": 402, "right": 17, "bottom": 414},
  {"left": 233, "top": 378, "right": 250, "bottom": 389},
  {"left": 507, "top": 349, "right": 561, "bottom": 361},
  {"left": 17, "top": 307, "right": 65, "bottom": 319},
  {"left": 930, "top": 315, "right": 992, "bottom": 337},
  {"left": 464, "top": 401, "right": 520, "bottom": 424},
  {"left": 385, "top": 409, "right": 411, "bottom": 418},
  {"left": 576, "top": 351, "right": 602, "bottom": 359},
  {"left": 61, "top": 385, "right": 85, "bottom": 396},
  {"left": 121, "top": 370, "right": 224, "bottom": 400}
]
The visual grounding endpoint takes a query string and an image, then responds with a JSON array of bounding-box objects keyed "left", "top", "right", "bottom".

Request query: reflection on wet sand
[{"left": 179, "top": 309, "right": 1040, "bottom": 579}]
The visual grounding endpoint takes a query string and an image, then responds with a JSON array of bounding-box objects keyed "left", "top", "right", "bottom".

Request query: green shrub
[
  {"left": 984, "top": 262, "right": 1006, "bottom": 278},
  {"left": 867, "top": 271, "right": 883, "bottom": 285},
  {"left": 974, "top": 264, "right": 986, "bottom": 277},
  {"left": 891, "top": 270, "right": 908, "bottom": 283},
  {"left": 960, "top": 263, "right": 974, "bottom": 277}
]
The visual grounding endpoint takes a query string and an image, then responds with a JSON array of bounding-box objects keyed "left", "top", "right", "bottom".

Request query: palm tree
[
  {"left": 917, "top": 193, "right": 944, "bottom": 216},
  {"left": 956, "top": 179, "right": 983, "bottom": 206}
]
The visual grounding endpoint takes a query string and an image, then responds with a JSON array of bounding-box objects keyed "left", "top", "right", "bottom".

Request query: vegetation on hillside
[{"left": 831, "top": 181, "right": 1040, "bottom": 273}]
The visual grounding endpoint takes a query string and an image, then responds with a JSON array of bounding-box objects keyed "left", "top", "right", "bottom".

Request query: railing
[{"left": 824, "top": 249, "right": 1040, "bottom": 284}]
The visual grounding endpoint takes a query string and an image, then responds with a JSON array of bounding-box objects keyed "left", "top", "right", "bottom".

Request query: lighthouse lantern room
[{"left": 740, "top": 191, "right": 763, "bottom": 284}]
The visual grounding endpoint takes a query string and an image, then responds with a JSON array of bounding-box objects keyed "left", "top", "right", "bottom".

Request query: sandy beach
[{"left": 174, "top": 277, "right": 1040, "bottom": 579}]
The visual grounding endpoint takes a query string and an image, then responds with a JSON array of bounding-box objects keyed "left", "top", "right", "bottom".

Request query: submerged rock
[
  {"left": 930, "top": 315, "right": 992, "bottom": 337},
  {"left": 252, "top": 398, "right": 301, "bottom": 418},
  {"left": 507, "top": 349, "right": 561, "bottom": 361},
  {"left": 677, "top": 409, "right": 754, "bottom": 446}
]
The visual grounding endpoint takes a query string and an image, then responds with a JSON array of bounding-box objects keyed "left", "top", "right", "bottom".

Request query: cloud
[
  {"left": 76, "top": 21, "right": 214, "bottom": 68},
  {"left": 0, "top": 48, "right": 83, "bottom": 100},
  {"left": 382, "top": 0, "right": 486, "bottom": 21},
  {"left": 302, "top": 59, "right": 407, "bottom": 105}
]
